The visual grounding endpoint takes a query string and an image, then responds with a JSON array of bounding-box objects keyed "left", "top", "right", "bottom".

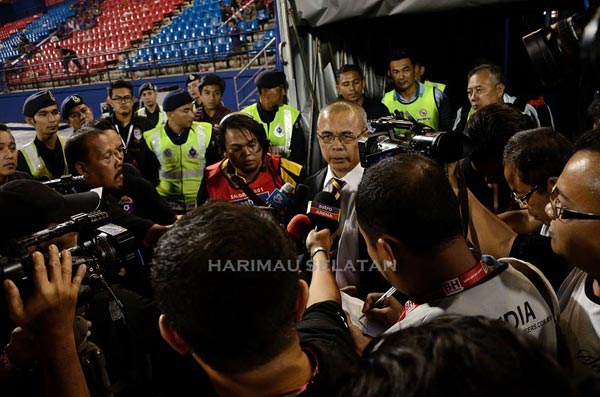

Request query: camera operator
[{"left": 0, "top": 179, "right": 102, "bottom": 396}]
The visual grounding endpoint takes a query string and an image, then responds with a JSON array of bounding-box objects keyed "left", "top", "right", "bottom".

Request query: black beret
[
  {"left": 60, "top": 94, "right": 88, "bottom": 120},
  {"left": 138, "top": 82, "right": 156, "bottom": 96},
  {"left": 186, "top": 74, "right": 202, "bottom": 85},
  {"left": 163, "top": 89, "right": 194, "bottom": 112},
  {"left": 254, "top": 69, "right": 286, "bottom": 89},
  {"left": 199, "top": 74, "right": 226, "bottom": 92},
  {"left": 23, "top": 90, "right": 57, "bottom": 118},
  {"left": 0, "top": 179, "right": 101, "bottom": 241}
]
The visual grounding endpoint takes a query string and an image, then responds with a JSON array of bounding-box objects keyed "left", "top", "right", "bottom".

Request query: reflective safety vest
[
  {"left": 383, "top": 84, "right": 439, "bottom": 136},
  {"left": 137, "top": 105, "right": 167, "bottom": 128},
  {"left": 241, "top": 103, "right": 299, "bottom": 158},
  {"left": 144, "top": 121, "right": 212, "bottom": 211},
  {"left": 20, "top": 136, "right": 68, "bottom": 180},
  {"left": 423, "top": 80, "right": 446, "bottom": 92},
  {"left": 204, "top": 153, "right": 302, "bottom": 205}
]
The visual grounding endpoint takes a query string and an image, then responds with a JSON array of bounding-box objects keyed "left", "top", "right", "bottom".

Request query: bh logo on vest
[
  {"left": 163, "top": 148, "right": 173, "bottom": 158},
  {"left": 188, "top": 146, "right": 198, "bottom": 159},
  {"left": 274, "top": 125, "right": 284, "bottom": 138}
]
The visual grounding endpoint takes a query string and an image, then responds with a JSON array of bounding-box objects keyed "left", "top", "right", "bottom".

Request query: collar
[
  {"left": 324, "top": 162, "right": 363, "bottom": 192},
  {"left": 266, "top": 348, "right": 319, "bottom": 397},
  {"left": 394, "top": 80, "right": 425, "bottom": 103}
]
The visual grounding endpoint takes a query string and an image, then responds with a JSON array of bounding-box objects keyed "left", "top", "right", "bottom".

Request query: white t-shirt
[
  {"left": 558, "top": 267, "right": 600, "bottom": 379},
  {"left": 386, "top": 256, "right": 558, "bottom": 356}
]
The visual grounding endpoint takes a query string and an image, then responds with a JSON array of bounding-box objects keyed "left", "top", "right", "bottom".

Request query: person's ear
[
  {"left": 75, "top": 161, "right": 88, "bottom": 178},
  {"left": 295, "top": 278, "right": 309, "bottom": 322},
  {"left": 25, "top": 116, "right": 35, "bottom": 127},
  {"left": 159, "top": 314, "right": 191, "bottom": 355},
  {"left": 546, "top": 176, "right": 558, "bottom": 195},
  {"left": 375, "top": 235, "right": 400, "bottom": 281},
  {"left": 496, "top": 82, "right": 506, "bottom": 98}
]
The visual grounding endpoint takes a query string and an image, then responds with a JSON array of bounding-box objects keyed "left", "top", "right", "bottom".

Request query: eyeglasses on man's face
[
  {"left": 111, "top": 96, "right": 133, "bottom": 104},
  {"left": 317, "top": 130, "right": 364, "bottom": 144},
  {"left": 547, "top": 185, "right": 600, "bottom": 221},
  {"left": 511, "top": 185, "right": 539, "bottom": 207}
]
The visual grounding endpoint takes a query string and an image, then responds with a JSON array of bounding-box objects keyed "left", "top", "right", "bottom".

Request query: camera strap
[{"left": 229, "top": 173, "right": 268, "bottom": 207}]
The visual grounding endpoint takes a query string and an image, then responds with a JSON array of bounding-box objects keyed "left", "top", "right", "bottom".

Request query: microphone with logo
[
  {"left": 286, "top": 191, "right": 341, "bottom": 240},
  {"left": 265, "top": 182, "right": 295, "bottom": 211}
]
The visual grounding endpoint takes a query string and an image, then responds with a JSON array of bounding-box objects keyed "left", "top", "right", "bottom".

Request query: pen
[{"left": 359, "top": 286, "right": 397, "bottom": 320}]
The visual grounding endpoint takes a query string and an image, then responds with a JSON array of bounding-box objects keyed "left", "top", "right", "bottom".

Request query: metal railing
[{"left": 233, "top": 36, "right": 276, "bottom": 110}]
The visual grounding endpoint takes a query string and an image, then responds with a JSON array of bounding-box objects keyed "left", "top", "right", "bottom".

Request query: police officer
[
  {"left": 185, "top": 73, "right": 202, "bottom": 112},
  {"left": 241, "top": 69, "right": 307, "bottom": 166},
  {"left": 103, "top": 79, "right": 159, "bottom": 185},
  {"left": 136, "top": 82, "right": 167, "bottom": 128},
  {"left": 144, "top": 89, "right": 217, "bottom": 213},
  {"left": 17, "top": 90, "right": 69, "bottom": 180},
  {"left": 61, "top": 94, "right": 94, "bottom": 132}
]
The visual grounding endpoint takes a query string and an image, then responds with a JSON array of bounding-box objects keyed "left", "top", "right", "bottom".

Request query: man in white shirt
[{"left": 304, "top": 100, "right": 387, "bottom": 298}]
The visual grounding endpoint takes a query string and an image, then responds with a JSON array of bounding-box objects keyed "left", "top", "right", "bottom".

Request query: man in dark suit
[{"left": 305, "top": 99, "right": 388, "bottom": 299}]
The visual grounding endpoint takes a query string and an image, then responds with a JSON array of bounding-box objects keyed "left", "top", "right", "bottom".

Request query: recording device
[
  {"left": 266, "top": 182, "right": 295, "bottom": 211},
  {"left": 358, "top": 127, "right": 465, "bottom": 168},
  {"left": 286, "top": 214, "right": 312, "bottom": 241},
  {"left": 306, "top": 191, "right": 340, "bottom": 233},
  {"left": 42, "top": 174, "right": 86, "bottom": 194},
  {"left": 0, "top": 210, "right": 137, "bottom": 299},
  {"left": 522, "top": 7, "right": 600, "bottom": 88}
]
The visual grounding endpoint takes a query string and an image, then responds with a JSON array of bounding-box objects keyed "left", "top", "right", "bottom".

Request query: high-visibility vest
[
  {"left": 144, "top": 121, "right": 212, "bottom": 211},
  {"left": 383, "top": 84, "right": 439, "bottom": 136},
  {"left": 241, "top": 103, "right": 299, "bottom": 158},
  {"left": 20, "top": 136, "right": 68, "bottom": 179},
  {"left": 137, "top": 105, "right": 167, "bottom": 128}
]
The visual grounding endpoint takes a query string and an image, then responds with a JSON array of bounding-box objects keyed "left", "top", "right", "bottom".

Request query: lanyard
[
  {"left": 114, "top": 123, "right": 134, "bottom": 147},
  {"left": 399, "top": 260, "right": 489, "bottom": 320}
]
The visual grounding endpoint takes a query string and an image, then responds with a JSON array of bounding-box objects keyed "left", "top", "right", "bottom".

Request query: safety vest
[
  {"left": 144, "top": 121, "right": 212, "bottom": 211},
  {"left": 241, "top": 103, "right": 299, "bottom": 158},
  {"left": 204, "top": 153, "right": 302, "bottom": 205},
  {"left": 20, "top": 136, "right": 68, "bottom": 180},
  {"left": 383, "top": 84, "right": 439, "bottom": 136},
  {"left": 423, "top": 80, "right": 446, "bottom": 92},
  {"left": 137, "top": 105, "right": 167, "bottom": 127}
]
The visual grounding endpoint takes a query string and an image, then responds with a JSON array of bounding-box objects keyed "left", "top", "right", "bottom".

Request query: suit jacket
[{"left": 303, "top": 167, "right": 390, "bottom": 300}]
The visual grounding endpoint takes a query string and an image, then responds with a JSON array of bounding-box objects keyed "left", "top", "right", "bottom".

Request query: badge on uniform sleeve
[
  {"left": 188, "top": 146, "right": 198, "bottom": 159},
  {"left": 163, "top": 148, "right": 173, "bottom": 158},
  {"left": 134, "top": 128, "right": 143, "bottom": 141},
  {"left": 274, "top": 125, "right": 284, "bottom": 138}
]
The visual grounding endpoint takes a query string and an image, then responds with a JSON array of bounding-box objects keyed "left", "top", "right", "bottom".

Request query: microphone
[
  {"left": 286, "top": 214, "right": 312, "bottom": 241},
  {"left": 307, "top": 191, "right": 340, "bottom": 233},
  {"left": 266, "top": 182, "right": 295, "bottom": 211}
]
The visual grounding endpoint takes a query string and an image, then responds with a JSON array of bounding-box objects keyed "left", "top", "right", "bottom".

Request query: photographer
[{"left": 0, "top": 179, "right": 102, "bottom": 396}]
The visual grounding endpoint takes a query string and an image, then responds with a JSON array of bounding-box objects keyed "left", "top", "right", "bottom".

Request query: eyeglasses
[
  {"left": 511, "top": 185, "right": 539, "bottom": 207},
  {"left": 547, "top": 185, "right": 600, "bottom": 220},
  {"left": 102, "top": 146, "right": 127, "bottom": 164},
  {"left": 317, "top": 130, "right": 365, "bottom": 144},
  {"left": 111, "top": 96, "right": 133, "bottom": 104},
  {"left": 68, "top": 106, "right": 91, "bottom": 119}
]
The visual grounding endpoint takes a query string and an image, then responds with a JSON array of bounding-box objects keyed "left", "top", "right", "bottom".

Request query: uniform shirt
[
  {"left": 323, "top": 163, "right": 364, "bottom": 288},
  {"left": 385, "top": 256, "right": 559, "bottom": 356},
  {"left": 558, "top": 267, "right": 600, "bottom": 380}
]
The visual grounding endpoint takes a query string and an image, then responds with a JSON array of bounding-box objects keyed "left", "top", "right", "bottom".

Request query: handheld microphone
[
  {"left": 286, "top": 214, "right": 312, "bottom": 240},
  {"left": 307, "top": 191, "right": 340, "bottom": 233},
  {"left": 266, "top": 182, "right": 295, "bottom": 211}
]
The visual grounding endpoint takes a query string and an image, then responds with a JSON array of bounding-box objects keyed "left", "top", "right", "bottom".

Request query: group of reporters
[{"left": 1, "top": 56, "right": 600, "bottom": 397}]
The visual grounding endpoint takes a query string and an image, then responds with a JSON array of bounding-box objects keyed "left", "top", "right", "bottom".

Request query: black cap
[
  {"left": 199, "top": 74, "right": 226, "bottom": 92},
  {"left": 0, "top": 179, "right": 101, "bottom": 240},
  {"left": 60, "top": 94, "right": 88, "bottom": 120},
  {"left": 254, "top": 69, "right": 286, "bottom": 89},
  {"left": 138, "top": 82, "right": 156, "bottom": 97},
  {"left": 186, "top": 74, "right": 202, "bottom": 85},
  {"left": 23, "top": 90, "right": 57, "bottom": 118},
  {"left": 163, "top": 89, "right": 194, "bottom": 112}
]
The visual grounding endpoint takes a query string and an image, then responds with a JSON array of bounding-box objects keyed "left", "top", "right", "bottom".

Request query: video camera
[
  {"left": 42, "top": 174, "right": 86, "bottom": 194},
  {"left": 0, "top": 210, "right": 137, "bottom": 299},
  {"left": 359, "top": 113, "right": 466, "bottom": 168}
]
